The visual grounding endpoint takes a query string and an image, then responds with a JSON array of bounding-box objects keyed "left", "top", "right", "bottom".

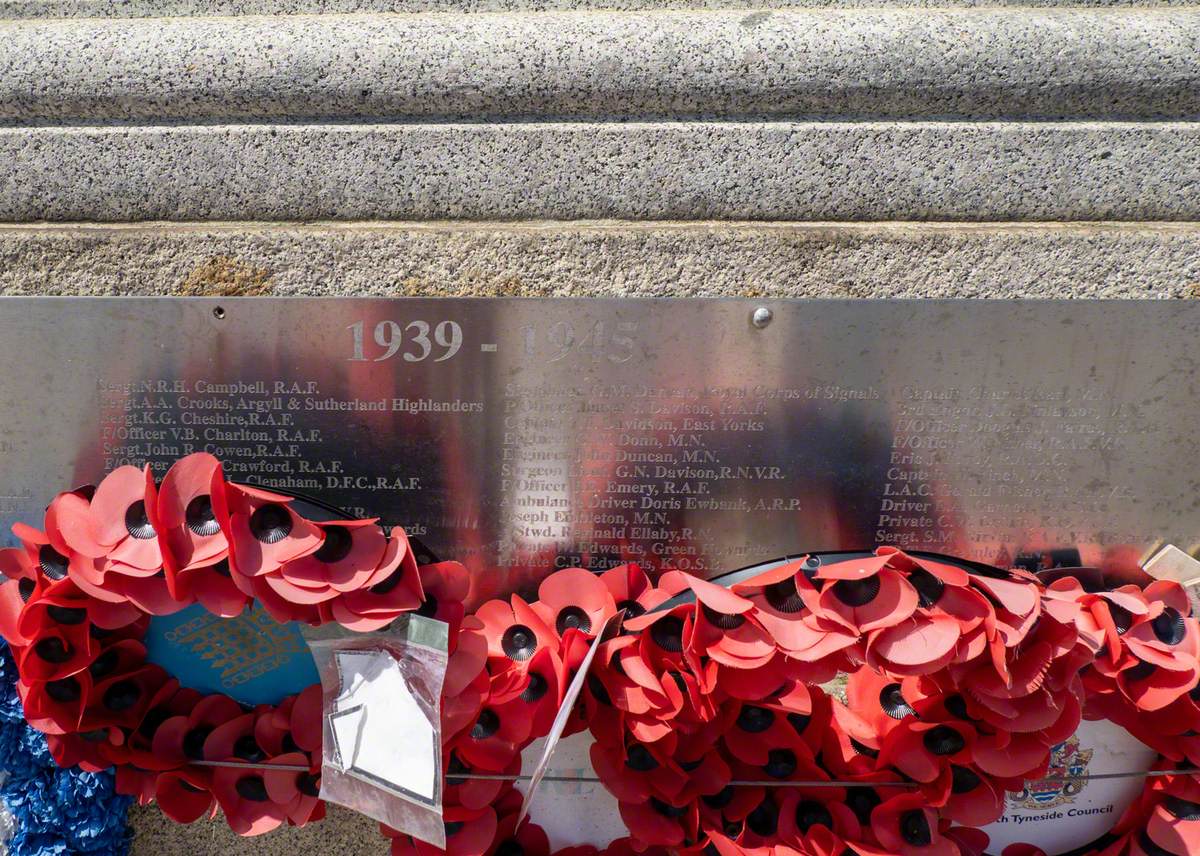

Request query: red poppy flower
[
  {"left": 46, "top": 728, "right": 119, "bottom": 772},
  {"left": 934, "top": 763, "right": 1004, "bottom": 826},
  {"left": 381, "top": 818, "right": 517, "bottom": 856},
  {"left": 215, "top": 482, "right": 322, "bottom": 579},
  {"left": 325, "top": 529, "right": 424, "bottom": 631},
  {"left": 573, "top": 639, "right": 640, "bottom": 748},
  {"left": 277, "top": 518, "right": 387, "bottom": 599},
  {"left": 446, "top": 619, "right": 487, "bottom": 696},
  {"left": 175, "top": 558, "right": 251, "bottom": 618},
  {"left": 43, "top": 489, "right": 107, "bottom": 561},
  {"left": 6, "top": 522, "right": 106, "bottom": 607},
  {"left": 732, "top": 560, "right": 850, "bottom": 663},
  {"left": 956, "top": 634, "right": 1079, "bottom": 736},
  {"left": 476, "top": 596, "right": 557, "bottom": 672},
  {"left": 381, "top": 825, "right": 418, "bottom": 856},
  {"left": 111, "top": 570, "right": 195, "bottom": 617},
  {"left": 723, "top": 699, "right": 817, "bottom": 767},
  {"left": 115, "top": 764, "right": 160, "bottom": 806},
  {"left": 657, "top": 571, "right": 775, "bottom": 670},
  {"left": 155, "top": 767, "right": 216, "bottom": 823},
  {"left": 865, "top": 611, "right": 962, "bottom": 677},
  {"left": 17, "top": 576, "right": 133, "bottom": 640},
  {"left": 454, "top": 702, "right": 531, "bottom": 771},
  {"left": 492, "top": 804, "right": 551, "bottom": 856},
  {"left": 696, "top": 772, "right": 765, "bottom": 838},
  {"left": 811, "top": 554, "right": 918, "bottom": 636},
  {"left": 85, "top": 465, "right": 165, "bottom": 573},
  {"left": 866, "top": 793, "right": 958, "bottom": 856},
  {"left": 202, "top": 711, "right": 280, "bottom": 772},
  {"left": 263, "top": 752, "right": 324, "bottom": 826},
  {"left": 445, "top": 751, "right": 519, "bottom": 811},
  {"left": 16, "top": 624, "right": 94, "bottom": 684},
  {"left": 0, "top": 572, "right": 39, "bottom": 646},
  {"left": 1001, "top": 846, "right": 1048, "bottom": 856},
  {"left": 970, "top": 730, "right": 1052, "bottom": 780},
  {"left": 20, "top": 668, "right": 92, "bottom": 734},
  {"left": 417, "top": 561, "right": 470, "bottom": 647},
  {"left": 878, "top": 719, "right": 975, "bottom": 784},
  {"left": 443, "top": 667, "right": 489, "bottom": 743},
  {"left": 425, "top": 806, "right": 498, "bottom": 856},
  {"left": 1077, "top": 586, "right": 1150, "bottom": 673},
  {"left": 624, "top": 603, "right": 694, "bottom": 675},
  {"left": 211, "top": 763, "right": 287, "bottom": 836},
  {"left": 1, "top": 541, "right": 42, "bottom": 584},
  {"left": 670, "top": 742, "right": 733, "bottom": 805},
  {"left": 777, "top": 792, "right": 861, "bottom": 848},
  {"left": 116, "top": 682, "right": 202, "bottom": 771},
  {"left": 82, "top": 663, "right": 171, "bottom": 732},
  {"left": 824, "top": 703, "right": 885, "bottom": 778},
  {"left": 1143, "top": 793, "right": 1200, "bottom": 856},
  {"left": 533, "top": 567, "right": 617, "bottom": 640},
  {"left": 735, "top": 794, "right": 797, "bottom": 850},
  {"left": 288, "top": 684, "right": 323, "bottom": 753},
  {"left": 1118, "top": 655, "right": 1200, "bottom": 714},
  {"left": 1116, "top": 582, "right": 1200, "bottom": 706},
  {"left": 619, "top": 796, "right": 697, "bottom": 848},
  {"left": 250, "top": 574, "right": 322, "bottom": 625},
  {"left": 151, "top": 693, "right": 245, "bottom": 766},
  {"left": 714, "top": 651, "right": 797, "bottom": 702},
  {"left": 845, "top": 669, "right": 912, "bottom": 739},
  {"left": 601, "top": 563, "right": 672, "bottom": 620},
  {"left": 944, "top": 826, "right": 990, "bottom": 856},
  {"left": 155, "top": 453, "right": 230, "bottom": 576},
  {"left": 591, "top": 739, "right": 690, "bottom": 804},
  {"left": 492, "top": 645, "right": 565, "bottom": 737}
]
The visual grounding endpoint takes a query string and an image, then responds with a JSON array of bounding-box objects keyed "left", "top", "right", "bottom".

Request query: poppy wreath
[
  {"left": 391, "top": 555, "right": 1200, "bottom": 856},
  {"left": 3, "top": 455, "right": 1200, "bottom": 856},
  {"left": 0, "top": 452, "right": 424, "bottom": 836}
]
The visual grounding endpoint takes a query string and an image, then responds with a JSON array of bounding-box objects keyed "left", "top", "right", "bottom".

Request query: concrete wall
[{"left": 1, "top": 0, "right": 1196, "bottom": 851}]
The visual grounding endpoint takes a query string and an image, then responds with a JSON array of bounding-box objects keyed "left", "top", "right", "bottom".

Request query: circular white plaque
[{"left": 979, "top": 718, "right": 1158, "bottom": 855}]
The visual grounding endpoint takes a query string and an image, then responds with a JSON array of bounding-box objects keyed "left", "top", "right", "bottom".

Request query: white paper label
[{"left": 979, "top": 719, "right": 1158, "bottom": 855}]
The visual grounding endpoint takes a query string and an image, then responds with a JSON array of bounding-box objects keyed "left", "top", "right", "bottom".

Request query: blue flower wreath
[{"left": 0, "top": 641, "right": 131, "bottom": 856}]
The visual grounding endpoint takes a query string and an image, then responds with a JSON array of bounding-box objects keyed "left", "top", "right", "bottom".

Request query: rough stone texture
[
  {"left": 0, "top": 0, "right": 1192, "bottom": 17},
  {"left": 130, "top": 804, "right": 388, "bottom": 856},
  {"left": 3, "top": 10, "right": 1198, "bottom": 121},
  {"left": 5, "top": 121, "right": 1200, "bottom": 223},
  {"left": 2, "top": 221, "right": 1199, "bottom": 298}
]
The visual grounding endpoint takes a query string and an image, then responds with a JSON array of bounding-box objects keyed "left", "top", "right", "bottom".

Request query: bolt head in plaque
[{"left": 751, "top": 307, "right": 773, "bottom": 329}]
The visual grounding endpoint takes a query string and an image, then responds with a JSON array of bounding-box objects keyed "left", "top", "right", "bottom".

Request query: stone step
[
  {"left": 0, "top": 0, "right": 1192, "bottom": 18},
  {"left": 5, "top": 120, "right": 1200, "bottom": 222},
  {"left": 2, "top": 221, "right": 1198, "bottom": 297},
  {"left": 2, "top": 10, "right": 1198, "bottom": 120}
]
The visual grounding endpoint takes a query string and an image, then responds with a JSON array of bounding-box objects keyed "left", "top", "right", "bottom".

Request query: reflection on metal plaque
[{"left": 0, "top": 298, "right": 1196, "bottom": 604}]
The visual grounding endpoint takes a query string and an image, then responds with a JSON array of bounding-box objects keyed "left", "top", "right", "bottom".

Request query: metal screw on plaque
[
  {"left": 751, "top": 307, "right": 773, "bottom": 329},
  {"left": 213, "top": 306, "right": 226, "bottom": 320}
]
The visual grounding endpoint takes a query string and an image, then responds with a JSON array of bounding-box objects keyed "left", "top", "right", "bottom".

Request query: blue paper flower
[{"left": 0, "top": 640, "right": 131, "bottom": 856}]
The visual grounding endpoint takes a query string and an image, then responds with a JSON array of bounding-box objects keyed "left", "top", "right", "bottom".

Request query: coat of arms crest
[{"left": 1012, "top": 736, "right": 1094, "bottom": 810}]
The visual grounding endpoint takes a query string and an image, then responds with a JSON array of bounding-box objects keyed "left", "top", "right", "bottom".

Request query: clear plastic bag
[{"left": 308, "top": 615, "right": 449, "bottom": 848}]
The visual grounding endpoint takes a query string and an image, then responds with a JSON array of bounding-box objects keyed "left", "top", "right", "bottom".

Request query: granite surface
[
  {"left": 3, "top": 221, "right": 1199, "bottom": 298},
  {"left": 0, "top": 0, "right": 1192, "bottom": 17},
  {"left": 2, "top": 10, "right": 1198, "bottom": 121},
  {"left": 129, "top": 803, "right": 389, "bottom": 856},
  {"left": 6, "top": 122, "right": 1200, "bottom": 222}
]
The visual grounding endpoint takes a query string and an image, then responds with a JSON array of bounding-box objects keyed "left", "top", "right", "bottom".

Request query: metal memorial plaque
[{"left": 1, "top": 297, "right": 1197, "bottom": 604}]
